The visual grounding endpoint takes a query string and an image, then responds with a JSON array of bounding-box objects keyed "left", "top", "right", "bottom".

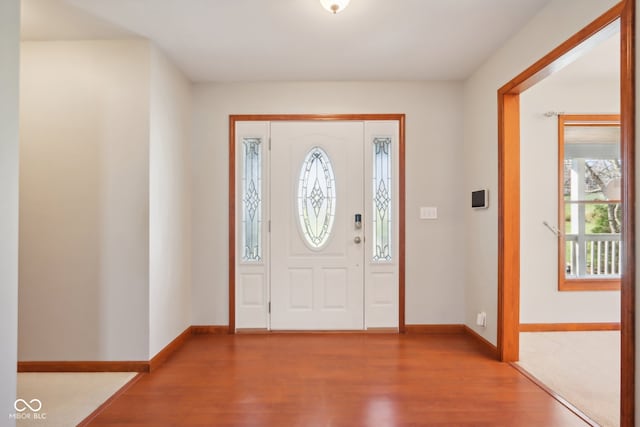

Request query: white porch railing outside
[{"left": 565, "top": 233, "right": 622, "bottom": 277}]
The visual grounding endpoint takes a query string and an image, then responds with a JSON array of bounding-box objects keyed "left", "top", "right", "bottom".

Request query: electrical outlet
[{"left": 476, "top": 312, "right": 487, "bottom": 328}]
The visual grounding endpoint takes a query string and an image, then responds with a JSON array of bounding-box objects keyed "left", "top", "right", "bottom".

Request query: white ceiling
[{"left": 21, "top": 0, "right": 556, "bottom": 83}]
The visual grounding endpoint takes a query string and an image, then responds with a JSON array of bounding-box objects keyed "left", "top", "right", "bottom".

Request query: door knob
[{"left": 354, "top": 236, "right": 361, "bottom": 244}]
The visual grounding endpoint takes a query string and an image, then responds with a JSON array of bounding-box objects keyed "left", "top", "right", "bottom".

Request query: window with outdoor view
[{"left": 559, "top": 115, "right": 621, "bottom": 291}]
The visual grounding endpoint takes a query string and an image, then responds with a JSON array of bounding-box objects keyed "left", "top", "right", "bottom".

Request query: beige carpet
[
  {"left": 16, "top": 372, "right": 137, "bottom": 427},
  {"left": 518, "top": 331, "right": 620, "bottom": 427}
]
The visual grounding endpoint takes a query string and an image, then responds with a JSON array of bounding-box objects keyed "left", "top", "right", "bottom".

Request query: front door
[
  {"left": 270, "top": 122, "right": 364, "bottom": 330},
  {"left": 233, "top": 117, "right": 400, "bottom": 331}
]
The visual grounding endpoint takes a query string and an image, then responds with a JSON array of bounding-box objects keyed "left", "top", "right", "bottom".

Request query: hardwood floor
[{"left": 86, "top": 334, "right": 588, "bottom": 426}]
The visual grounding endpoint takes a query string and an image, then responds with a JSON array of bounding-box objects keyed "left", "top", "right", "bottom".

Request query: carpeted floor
[
  {"left": 16, "top": 372, "right": 137, "bottom": 427},
  {"left": 518, "top": 331, "right": 620, "bottom": 427}
]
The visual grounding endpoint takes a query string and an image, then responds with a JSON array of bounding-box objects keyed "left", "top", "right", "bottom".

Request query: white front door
[
  {"left": 234, "top": 119, "right": 399, "bottom": 331},
  {"left": 270, "top": 122, "right": 364, "bottom": 330}
]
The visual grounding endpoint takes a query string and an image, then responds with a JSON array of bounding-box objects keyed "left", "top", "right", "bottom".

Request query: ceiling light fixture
[{"left": 320, "top": 0, "right": 350, "bottom": 14}]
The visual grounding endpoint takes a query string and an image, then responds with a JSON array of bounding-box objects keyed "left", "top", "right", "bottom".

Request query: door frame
[
  {"left": 229, "top": 114, "right": 406, "bottom": 333},
  {"left": 497, "top": 1, "right": 634, "bottom": 425}
]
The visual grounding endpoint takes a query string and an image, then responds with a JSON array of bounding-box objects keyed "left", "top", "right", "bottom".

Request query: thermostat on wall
[{"left": 471, "top": 189, "right": 489, "bottom": 209}]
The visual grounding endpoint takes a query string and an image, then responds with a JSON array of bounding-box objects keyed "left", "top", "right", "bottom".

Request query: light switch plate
[{"left": 420, "top": 207, "right": 438, "bottom": 219}]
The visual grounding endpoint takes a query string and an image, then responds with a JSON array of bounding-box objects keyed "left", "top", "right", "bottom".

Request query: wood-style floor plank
[{"left": 86, "top": 334, "right": 588, "bottom": 426}]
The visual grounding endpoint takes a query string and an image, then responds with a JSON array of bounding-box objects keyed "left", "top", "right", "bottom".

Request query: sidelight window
[
  {"left": 372, "top": 137, "right": 392, "bottom": 262},
  {"left": 241, "top": 137, "right": 262, "bottom": 261}
]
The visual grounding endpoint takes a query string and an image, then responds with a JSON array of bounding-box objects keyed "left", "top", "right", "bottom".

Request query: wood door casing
[
  {"left": 229, "top": 114, "right": 406, "bottom": 333},
  {"left": 498, "top": 1, "right": 634, "bottom": 426}
]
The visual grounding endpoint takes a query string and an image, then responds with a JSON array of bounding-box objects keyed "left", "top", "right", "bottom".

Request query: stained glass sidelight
[
  {"left": 242, "top": 138, "right": 262, "bottom": 261},
  {"left": 297, "top": 147, "right": 336, "bottom": 249},
  {"left": 373, "top": 137, "right": 392, "bottom": 262}
]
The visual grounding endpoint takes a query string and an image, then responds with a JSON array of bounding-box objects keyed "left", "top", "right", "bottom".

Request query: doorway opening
[
  {"left": 497, "top": 1, "right": 634, "bottom": 426},
  {"left": 229, "top": 114, "right": 406, "bottom": 333}
]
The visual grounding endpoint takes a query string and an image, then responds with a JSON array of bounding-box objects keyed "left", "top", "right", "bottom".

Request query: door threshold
[{"left": 235, "top": 328, "right": 399, "bottom": 334}]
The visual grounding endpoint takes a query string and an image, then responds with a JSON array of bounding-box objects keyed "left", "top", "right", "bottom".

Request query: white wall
[
  {"left": 520, "top": 59, "right": 620, "bottom": 324},
  {"left": 463, "top": 0, "right": 619, "bottom": 344},
  {"left": 19, "top": 40, "right": 151, "bottom": 361},
  {"left": 149, "top": 46, "right": 192, "bottom": 358},
  {"left": 191, "top": 82, "right": 465, "bottom": 326},
  {"left": 0, "top": 0, "right": 20, "bottom": 422}
]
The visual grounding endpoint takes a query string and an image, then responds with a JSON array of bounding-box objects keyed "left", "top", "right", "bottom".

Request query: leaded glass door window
[
  {"left": 241, "top": 137, "right": 262, "bottom": 262},
  {"left": 297, "top": 147, "right": 337, "bottom": 250},
  {"left": 372, "top": 137, "right": 392, "bottom": 262}
]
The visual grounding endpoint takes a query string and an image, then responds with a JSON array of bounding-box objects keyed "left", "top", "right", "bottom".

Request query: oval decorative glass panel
[{"left": 297, "top": 147, "right": 336, "bottom": 249}]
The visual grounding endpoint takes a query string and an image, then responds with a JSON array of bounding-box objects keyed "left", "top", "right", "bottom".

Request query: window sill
[{"left": 559, "top": 279, "right": 621, "bottom": 291}]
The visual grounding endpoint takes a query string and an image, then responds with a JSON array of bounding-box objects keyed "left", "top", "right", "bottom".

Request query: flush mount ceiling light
[{"left": 320, "top": 0, "right": 350, "bottom": 14}]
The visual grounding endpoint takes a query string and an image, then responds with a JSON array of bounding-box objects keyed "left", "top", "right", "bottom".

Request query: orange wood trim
[
  {"left": 229, "top": 117, "right": 237, "bottom": 334},
  {"left": 559, "top": 279, "right": 621, "bottom": 291},
  {"left": 191, "top": 325, "right": 230, "bottom": 335},
  {"left": 519, "top": 322, "right": 621, "bottom": 332},
  {"left": 564, "top": 123, "right": 619, "bottom": 127},
  {"left": 564, "top": 122, "right": 620, "bottom": 126},
  {"left": 510, "top": 363, "right": 600, "bottom": 427},
  {"left": 500, "top": 2, "right": 624, "bottom": 94},
  {"left": 404, "top": 324, "right": 465, "bottom": 334},
  {"left": 228, "top": 114, "right": 406, "bottom": 122},
  {"left": 76, "top": 373, "right": 144, "bottom": 427},
  {"left": 561, "top": 114, "right": 621, "bottom": 123},
  {"left": 149, "top": 326, "right": 192, "bottom": 372},
  {"left": 497, "top": 92, "right": 520, "bottom": 363},
  {"left": 620, "top": 1, "right": 636, "bottom": 425},
  {"left": 17, "top": 361, "right": 149, "bottom": 373},
  {"left": 228, "top": 114, "right": 406, "bottom": 334},
  {"left": 398, "top": 114, "right": 406, "bottom": 333},
  {"left": 463, "top": 326, "right": 499, "bottom": 360}
]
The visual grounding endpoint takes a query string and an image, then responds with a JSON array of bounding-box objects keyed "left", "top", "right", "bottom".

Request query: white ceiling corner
[{"left": 21, "top": 0, "right": 138, "bottom": 41}]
